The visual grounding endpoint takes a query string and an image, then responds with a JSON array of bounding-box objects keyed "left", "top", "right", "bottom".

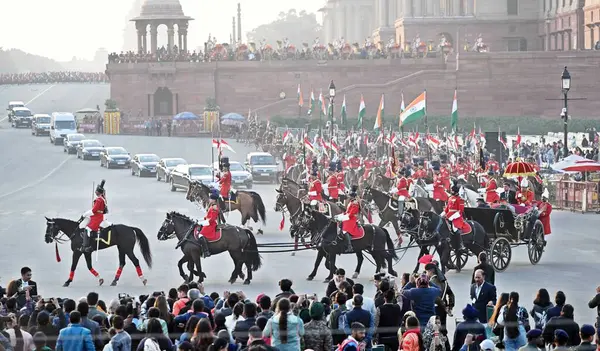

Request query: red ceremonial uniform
[
  {"left": 485, "top": 179, "right": 500, "bottom": 203},
  {"left": 341, "top": 158, "right": 349, "bottom": 169},
  {"left": 283, "top": 154, "right": 296, "bottom": 172},
  {"left": 337, "top": 172, "right": 345, "bottom": 192},
  {"left": 396, "top": 177, "right": 410, "bottom": 198},
  {"left": 433, "top": 175, "right": 449, "bottom": 202},
  {"left": 413, "top": 169, "right": 427, "bottom": 179},
  {"left": 349, "top": 157, "right": 361, "bottom": 169},
  {"left": 517, "top": 189, "right": 534, "bottom": 206},
  {"left": 486, "top": 160, "right": 499, "bottom": 173},
  {"left": 308, "top": 178, "right": 323, "bottom": 201},
  {"left": 363, "top": 159, "right": 376, "bottom": 180},
  {"left": 199, "top": 205, "right": 220, "bottom": 241},
  {"left": 327, "top": 174, "right": 339, "bottom": 200},
  {"left": 537, "top": 201, "right": 552, "bottom": 235},
  {"left": 342, "top": 200, "right": 362, "bottom": 238},
  {"left": 440, "top": 167, "right": 451, "bottom": 190},
  {"left": 454, "top": 164, "right": 468, "bottom": 176},
  {"left": 218, "top": 170, "right": 232, "bottom": 198},
  {"left": 87, "top": 196, "right": 106, "bottom": 231},
  {"left": 444, "top": 195, "right": 471, "bottom": 233}
]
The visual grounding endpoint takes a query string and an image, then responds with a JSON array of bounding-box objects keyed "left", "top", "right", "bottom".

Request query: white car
[
  {"left": 212, "top": 161, "right": 253, "bottom": 189},
  {"left": 156, "top": 158, "right": 187, "bottom": 182}
]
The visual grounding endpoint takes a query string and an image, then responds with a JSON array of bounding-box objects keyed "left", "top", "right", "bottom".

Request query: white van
[{"left": 50, "top": 112, "right": 77, "bottom": 145}]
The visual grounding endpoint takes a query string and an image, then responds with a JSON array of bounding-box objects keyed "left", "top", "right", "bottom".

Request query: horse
[
  {"left": 459, "top": 184, "right": 481, "bottom": 208},
  {"left": 402, "top": 210, "right": 489, "bottom": 273},
  {"left": 299, "top": 207, "right": 398, "bottom": 282},
  {"left": 186, "top": 181, "right": 266, "bottom": 233},
  {"left": 44, "top": 217, "right": 153, "bottom": 287},
  {"left": 454, "top": 172, "right": 481, "bottom": 189},
  {"left": 285, "top": 163, "right": 304, "bottom": 184},
  {"left": 157, "top": 211, "right": 262, "bottom": 284}
]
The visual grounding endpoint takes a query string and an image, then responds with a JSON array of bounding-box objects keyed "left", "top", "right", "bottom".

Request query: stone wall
[{"left": 107, "top": 51, "right": 600, "bottom": 123}]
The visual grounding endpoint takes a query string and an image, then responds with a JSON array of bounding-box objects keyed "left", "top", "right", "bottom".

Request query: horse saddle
[
  {"left": 221, "top": 191, "right": 237, "bottom": 203},
  {"left": 318, "top": 202, "right": 331, "bottom": 217},
  {"left": 388, "top": 198, "right": 398, "bottom": 211}
]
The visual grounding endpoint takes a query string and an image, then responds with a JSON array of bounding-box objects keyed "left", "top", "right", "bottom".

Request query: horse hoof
[
  {"left": 182, "top": 275, "right": 189, "bottom": 282},
  {"left": 243, "top": 279, "right": 251, "bottom": 285},
  {"left": 257, "top": 229, "right": 263, "bottom": 235},
  {"left": 202, "top": 272, "right": 207, "bottom": 278},
  {"left": 142, "top": 279, "right": 148, "bottom": 286},
  {"left": 389, "top": 270, "right": 398, "bottom": 277},
  {"left": 228, "top": 278, "right": 237, "bottom": 284},
  {"left": 306, "top": 275, "right": 314, "bottom": 281},
  {"left": 323, "top": 279, "right": 330, "bottom": 283},
  {"left": 248, "top": 226, "right": 254, "bottom": 231},
  {"left": 63, "top": 280, "right": 71, "bottom": 287},
  {"left": 98, "top": 278, "right": 104, "bottom": 286},
  {"left": 291, "top": 252, "right": 296, "bottom": 257},
  {"left": 110, "top": 280, "right": 118, "bottom": 286},
  {"left": 352, "top": 272, "right": 359, "bottom": 279},
  {"left": 238, "top": 272, "right": 246, "bottom": 280}
]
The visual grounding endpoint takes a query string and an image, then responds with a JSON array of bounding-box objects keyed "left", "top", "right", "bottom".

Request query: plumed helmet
[
  {"left": 96, "top": 179, "right": 106, "bottom": 194},
  {"left": 329, "top": 161, "right": 336, "bottom": 172},
  {"left": 433, "top": 165, "right": 440, "bottom": 171},
  {"left": 336, "top": 160, "right": 342, "bottom": 171},
  {"left": 451, "top": 184, "right": 460, "bottom": 195},
  {"left": 220, "top": 156, "right": 230, "bottom": 167},
  {"left": 487, "top": 169, "right": 494, "bottom": 176},
  {"left": 521, "top": 178, "right": 529, "bottom": 188},
  {"left": 312, "top": 158, "right": 318, "bottom": 166},
  {"left": 209, "top": 188, "right": 219, "bottom": 200},
  {"left": 349, "top": 185, "right": 358, "bottom": 197},
  {"left": 311, "top": 169, "right": 318, "bottom": 177}
]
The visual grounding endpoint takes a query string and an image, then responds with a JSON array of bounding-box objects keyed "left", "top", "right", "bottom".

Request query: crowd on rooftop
[{"left": 0, "top": 72, "right": 108, "bottom": 85}]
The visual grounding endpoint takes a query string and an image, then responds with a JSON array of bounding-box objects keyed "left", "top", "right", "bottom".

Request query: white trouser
[{"left": 78, "top": 217, "right": 111, "bottom": 235}]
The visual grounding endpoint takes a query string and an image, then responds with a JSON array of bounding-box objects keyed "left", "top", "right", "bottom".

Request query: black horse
[
  {"left": 402, "top": 210, "right": 488, "bottom": 273},
  {"left": 157, "top": 211, "right": 262, "bottom": 284},
  {"left": 44, "top": 217, "right": 153, "bottom": 287},
  {"left": 300, "top": 207, "right": 398, "bottom": 282}
]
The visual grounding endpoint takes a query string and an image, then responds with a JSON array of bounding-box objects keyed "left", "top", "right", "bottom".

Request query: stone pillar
[
  {"left": 178, "top": 31, "right": 182, "bottom": 51},
  {"left": 404, "top": 0, "right": 412, "bottom": 17},
  {"left": 389, "top": 0, "right": 397, "bottom": 26},
  {"left": 149, "top": 94, "right": 155, "bottom": 117},
  {"left": 142, "top": 33, "right": 147, "bottom": 53},
  {"left": 453, "top": 0, "right": 460, "bottom": 16},
  {"left": 150, "top": 23, "right": 158, "bottom": 54},
  {"left": 414, "top": 0, "right": 422, "bottom": 16},
  {"left": 180, "top": 23, "right": 189, "bottom": 52},
  {"left": 172, "top": 93, "right": 178, "bottom": 115},
  {"left": 167, "top": 24, "right": 175, "bottom": 53},
  {"left": 467, "top": 0, "right": 474, "bottom": 15},
  {"left": 137, "top": 29, "right": 143, "bottom": 53}
]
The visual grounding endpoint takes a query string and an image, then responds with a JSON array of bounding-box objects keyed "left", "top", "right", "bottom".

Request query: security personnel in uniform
[
  {"left": 326, "top": 161, "right": 339, "bottom": 201},
  {"left": 79, "top": 180, "right": 110, "bottom": 252},
  {"left": 336, "top": 185, "right": 361, "bottom": 253},
  {"left": 196, "top": 189, "right": 220, "bottom": 257}
]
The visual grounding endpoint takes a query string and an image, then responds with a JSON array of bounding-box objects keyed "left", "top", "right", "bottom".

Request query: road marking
[
  {"left": 0, "top": 156, "right": 72, "bottom": 201},
  {"left": 0, "top": 84, "right": 56, "bottom": 122},
  {"left": 22, "top": 210, "right": 36, "bottom": 215}
]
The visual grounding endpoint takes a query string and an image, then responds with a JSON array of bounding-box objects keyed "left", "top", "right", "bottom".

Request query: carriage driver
[
  {"left": 438, "top": 184, "right": 468, "bottom": 251},
  {"left": 196, "top": 189, "right": 220, "bottom": 258},
  {"left": 390, "top": 168, "right": 411, "bottom": 218},
  {"left": 308, "top": 168, "right": 323, "bottom": 208},
  {"left": 335, "top": 185, "right": 360, "bottom": 253},
  {"left": 217, "top": 157, "right": 234, "bottom": 203},
  {"left": 79, "top": 180, "right": 111, "bottom": 252}
]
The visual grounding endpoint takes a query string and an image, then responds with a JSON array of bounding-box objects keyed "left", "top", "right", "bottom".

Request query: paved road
[{"left": 0, "top": 84, "right": 598, "bottom": 325}]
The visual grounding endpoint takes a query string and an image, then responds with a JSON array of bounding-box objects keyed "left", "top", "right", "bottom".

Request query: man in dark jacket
[
  {"left": 452, "top": 304, "right": 486, "bottom": 351},
  {"left": 470, "top": 269, "right": 496, "bottom": 323},
  {"left": 546, "top": 291, "right": 566, "bottom": 322},
  {"left": 574, "top": 324, "right": 596, "bottom": 351},
  {"left": 233, "top": 302, "right": 258, "bottom": 345},
  {"left": 15, "top": 267, "right": 38, "bottom": 308},
  {"left": 77, "top": 301, "right": 105, "bottom": 350},
  {"left": 326, "top": 268, "right": 355, "bottom": 298},
  {"left": 241, "top": 326, "right": 277, "bottom": 351},
  {"left": 543, "top": 304, "right": 581, "bottom": 347},
  {"left": 374, "top": 290, "right": 401, "bottom": 350},
  {"left": 587, "top": 287, "right": 600, "bottom": 328},
  {"left": 271, "top": 278, "right": 295, "bottom": 310},
  {"left": 343, "top": 295, "right": 374, "bottom": 348}
]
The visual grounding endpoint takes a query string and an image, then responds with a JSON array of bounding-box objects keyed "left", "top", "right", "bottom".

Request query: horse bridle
[
  {"left": 45, "top": 220, "right": 75, "bottom": 243},
  {"left": 276, "top": 190, "right": 305, "bottom": 222}
]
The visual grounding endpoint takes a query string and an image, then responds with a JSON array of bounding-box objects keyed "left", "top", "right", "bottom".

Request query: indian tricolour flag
[
  {"left": 400, "top": 91, "right": 426, "bottom": 127},
  {"left": 340, "top": 95, "right": 347, "bottom": 126},
  {"left": 374, "top": 94, "right": 384, "bottom": 131},
  {"left": 357, "top": 94, "right": 366, "bottom": 128},
  {"left": 320, "top": 90, "right": 327, "bottom": 116},
  {"left": 297, "top": 84, "right": 303, "bottom": 107},
  {"left": 307, "top": 89, "right": 315, "bottom": 116},
  {"left": 450, "top": 89, "right": 458, "bottom": 131}
]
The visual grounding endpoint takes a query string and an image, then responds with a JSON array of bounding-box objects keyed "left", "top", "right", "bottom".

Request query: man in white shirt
[{"left": 345, "top": 283, "right": 376, "bottom": 319}]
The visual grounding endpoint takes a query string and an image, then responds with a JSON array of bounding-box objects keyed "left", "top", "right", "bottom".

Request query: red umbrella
[
  {"left": 562, "top": 160, "right": 600, "bottom": 173},
  {"left": 504, "top": 161, "right": 537, "bottom": 177}
]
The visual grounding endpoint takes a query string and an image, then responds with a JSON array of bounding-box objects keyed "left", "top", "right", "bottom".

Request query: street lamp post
[
  {"left": 561, "top": 66, "right": 571, "bottom": 157},
  {"left": 328, "top": 80, "right": 336, "bottom": 159}
]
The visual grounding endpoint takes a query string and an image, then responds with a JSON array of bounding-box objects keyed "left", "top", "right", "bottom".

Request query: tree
[
  {"left": 0, "top": 48, "right": 63, "bottom": 74},
  {"left": 204, "top": 97, "right": 219, "bottom": 111},
  {"left": 105, "top": 99, "right": 118, "bottom": 110},
  {"left": 247, "top": 9, "right": 322, "bottom": 47}
]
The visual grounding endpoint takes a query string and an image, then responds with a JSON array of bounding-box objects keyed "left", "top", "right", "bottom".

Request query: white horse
[
  {"left": 459, "top": 185, "right": 480, "bottom": 208},
  {"left": 410, "top": 182, "right": 430, "bottom": 198}
]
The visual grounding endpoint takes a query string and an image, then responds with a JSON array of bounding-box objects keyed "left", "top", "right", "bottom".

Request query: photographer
[
  {"left": 28, "top": 297, "right": 65, "bottom": 349},
  {"left": 14, "top": 268, "right": 37, "bottom": 309},
  {"left": 425, "top": 262, "right": 455, "bottom": 328}
]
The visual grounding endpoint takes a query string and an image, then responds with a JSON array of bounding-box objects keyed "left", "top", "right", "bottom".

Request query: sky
[{"left": 0, "top": 0, "right": 324, "bottom": 61}]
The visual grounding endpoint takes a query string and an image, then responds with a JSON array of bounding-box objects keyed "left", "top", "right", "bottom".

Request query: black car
[
  {"left": 63, "top": 134, "right": 86, "bottom": 154},
  {"left": 100, "top": 147, "right": 131, "bottom": 169},
  {"left": 76, "top": 139, "right": 104, "bottom": 160},
  {"left": 11, "top": 107, "right": 33, "bottom": 128},
  {"left": 131, "top": 154, "right": 160, "bottom": 177}
]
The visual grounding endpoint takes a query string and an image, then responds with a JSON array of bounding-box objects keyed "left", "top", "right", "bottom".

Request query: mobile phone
[{"left": 118, "top": 293, "right": 129, "bottom": 299}]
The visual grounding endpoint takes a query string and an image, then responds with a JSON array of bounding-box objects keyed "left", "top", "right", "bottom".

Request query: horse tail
[
  {"left": 132, "top": 227, "right": 153, "bottom": 269},
  {"left": 243, "top": 229, "right": 263, "bottom": 271},
  {"left": 383, "top": 228, "right": 399, "bottom": 261},
  {"left": 247, "top": 191, "right": 266, "bottom": 224}
]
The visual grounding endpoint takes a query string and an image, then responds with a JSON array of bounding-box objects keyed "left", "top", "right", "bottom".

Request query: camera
[
  {"left": 152, "top": 291, "right": 165, "bottom": 297},
  {"left": 373, "top": 272, "right": 386, "bottom": 281}
]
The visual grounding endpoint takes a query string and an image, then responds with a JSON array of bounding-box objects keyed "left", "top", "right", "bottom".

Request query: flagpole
[
  {"left": 498, "top": 127, "right": 503, "bottom": 169},
  {"left": 211, "top": 125, "right": 215, "bottom": 183},
  {"left": 424, "top": 90, "right": 430, "bottom": 163}
]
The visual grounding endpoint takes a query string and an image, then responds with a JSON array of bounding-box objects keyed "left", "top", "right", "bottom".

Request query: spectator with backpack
[
  {"left": 329, "top": 292, "right": 349, "bottom": 346},
  {"left": 530, "top": 288, "right": 553, "bottom": 330}
]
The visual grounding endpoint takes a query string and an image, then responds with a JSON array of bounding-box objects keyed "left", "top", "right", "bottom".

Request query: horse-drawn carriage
[{"left": 463, "top": 206, "right": 546, "bottom": 272}]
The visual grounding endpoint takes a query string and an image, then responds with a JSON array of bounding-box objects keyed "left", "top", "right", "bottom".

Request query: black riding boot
[
  {"left": 81, "top": 231, "right": 91, "bottom": 252},
  {"left": 199, "top": 236, "right": 211, "bottom": 258},
  {"left": 455, "top": 230, "right": 466, "bottom": 251},
  {"left": 344, "top": 233, "right": 353, "bottom": 253}
]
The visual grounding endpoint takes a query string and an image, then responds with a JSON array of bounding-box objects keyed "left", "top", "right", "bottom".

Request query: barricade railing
[{"left": 547, "top": 179, "right": 599, "bottom": 213}]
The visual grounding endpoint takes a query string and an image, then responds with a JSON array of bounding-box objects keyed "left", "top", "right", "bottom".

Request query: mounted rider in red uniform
[
  {"left": 432, "top": 166, "right": 449, "bottom": 203},
  {"left": 196, "top": 188, "right": 220, "bottom": 258},
  {"left": 217, "top": 157, "right": 235, "bottom": 205},
  {"left": 326, "top": 162, "right": 340, "bottom": 202},
  {"left": 439, "top": 184, "right": 469, "bottom": 251},
  {"left": 335, "top": 185, "right": 361, "bottom": 253},
  {"left": 486, "top": 156, "right": 500, "bottom": 174},
  {"left": 308, "top": 163, "right": 323, "bottom": 207},
  {"left": 79, "top": 180, "right": 110, "bottom": 252},
  {"left": 336, "top": 160, "right": 346, "bottom": 202},
  {"left": 485, "top": 170, "right": 500, "bottom": 204}
]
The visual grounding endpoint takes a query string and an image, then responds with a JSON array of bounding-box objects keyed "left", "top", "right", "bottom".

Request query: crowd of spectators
[
  {"left": 0, "top": 72, "right": 108, "bottom": 85},
  {"left": 1, "top": 262, "right": 600, "bottom": 351}
]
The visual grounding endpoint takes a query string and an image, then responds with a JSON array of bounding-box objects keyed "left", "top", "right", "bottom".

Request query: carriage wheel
[
  {"left": 489, "top": 237, "right": 512, "bottom": 272},
  {"left": 449, "top": 249, "right": 468, "bottom": 273},
  {"left": 527, "top": 220, "right": 545, "bottom": 265}
]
